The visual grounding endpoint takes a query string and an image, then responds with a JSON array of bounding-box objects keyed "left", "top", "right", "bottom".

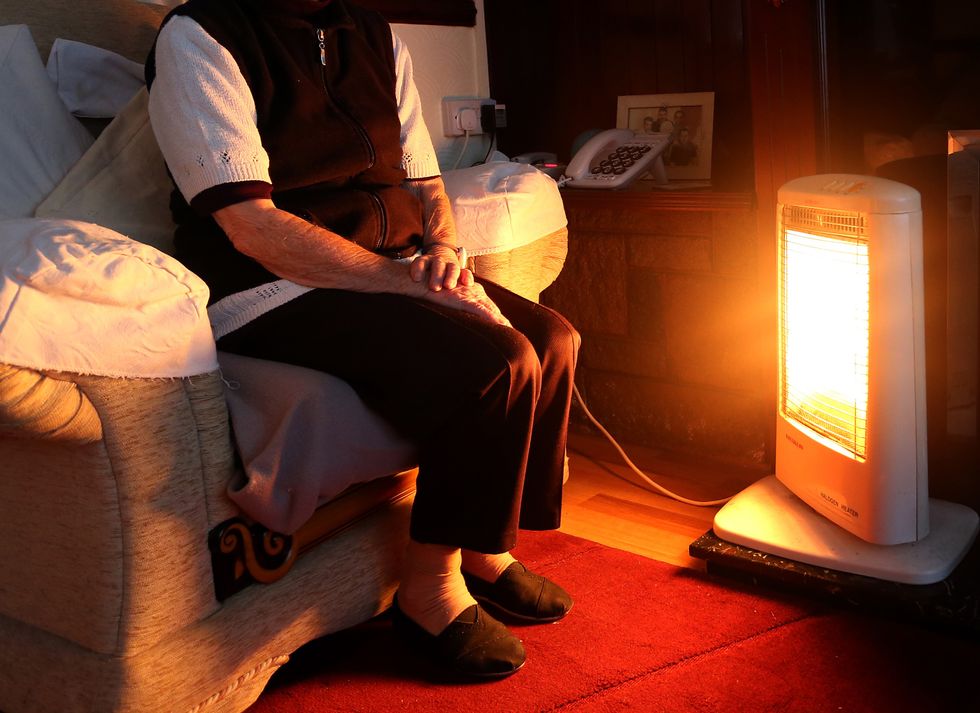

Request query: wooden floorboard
[{"left": 559, "top": 432, "right": 768, "bottom": 570}]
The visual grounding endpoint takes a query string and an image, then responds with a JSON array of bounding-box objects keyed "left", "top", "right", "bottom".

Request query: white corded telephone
[{"left": 562, "top": 129, "right": 670, "bottom": 189}]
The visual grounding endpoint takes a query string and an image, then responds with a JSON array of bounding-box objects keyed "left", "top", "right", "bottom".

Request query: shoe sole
[
  {"left": 448, "top": 657, "right": 526, "bottom": 680},
  {"left": 471, "top": 594, "right": 573, "bottom": 624}
]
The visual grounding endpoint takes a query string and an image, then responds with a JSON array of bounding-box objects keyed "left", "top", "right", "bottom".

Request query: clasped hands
[{"left": 410, "top": 243, "right": 511, "bottom": 327}]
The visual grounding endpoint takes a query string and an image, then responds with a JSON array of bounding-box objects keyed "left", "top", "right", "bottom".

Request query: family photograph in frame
[{"left": 616, "top": 92, "right": 715, "bottom": 182}]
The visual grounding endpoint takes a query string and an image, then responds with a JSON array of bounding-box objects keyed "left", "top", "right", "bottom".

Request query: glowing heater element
[
  {"left": 780, "top": 227, "right": 869, "bottom": 461},
  {"left": 712, "top": 174, "right": 978, "bottom": 585}
]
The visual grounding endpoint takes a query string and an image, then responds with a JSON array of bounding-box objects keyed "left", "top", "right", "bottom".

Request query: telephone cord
[{"left": 572, "top": 382, "right": 734, "bottom": 507}]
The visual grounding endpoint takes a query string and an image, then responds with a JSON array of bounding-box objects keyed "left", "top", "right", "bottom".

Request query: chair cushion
[
  {"left": 46, "top": 37, "right": 146, "bottom": 118},
  {"left": 0, "top": 24, "right": 93, "bottom": 219},
  {"left": 35, "top": 88, "right": 177, "bottom": 253}
]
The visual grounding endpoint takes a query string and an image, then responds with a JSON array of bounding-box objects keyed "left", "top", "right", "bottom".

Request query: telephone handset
[
  {"left": 512, "top": 151, "right": 559, "bottom": 166},
  {"left": 563, "top": 129, "right": 670, "bottom": 189}
]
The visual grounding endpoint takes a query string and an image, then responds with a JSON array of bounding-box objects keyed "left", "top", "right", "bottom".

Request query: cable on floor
[{"left": 572, "top": 382, "right": 735, "bottom": 507}]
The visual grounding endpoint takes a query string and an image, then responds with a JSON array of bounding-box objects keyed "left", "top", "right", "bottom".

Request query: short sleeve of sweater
[
  {"left": 393, "top": 31, "right": 441, "bottom": 179},
  {"left": 148, "top": 15, "right": 273, "bottom": 210}
]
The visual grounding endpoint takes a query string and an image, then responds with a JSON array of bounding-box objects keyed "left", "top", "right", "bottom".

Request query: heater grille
[
  {"left": 779, "top": 210, "right": 869, "bottom": 460},
  {"left": 782, "top": 205, "right": 868, "bottom": 238}
]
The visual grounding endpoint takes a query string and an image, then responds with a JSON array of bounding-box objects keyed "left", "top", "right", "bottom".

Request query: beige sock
[
  {"left": 397, "top": 540, "right": 477, "bottom": 636},
  {"left": 461, "top": 549, "right": 517, "bottom": 584}
]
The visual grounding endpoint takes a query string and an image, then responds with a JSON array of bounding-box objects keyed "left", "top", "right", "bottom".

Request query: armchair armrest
[
  {"left": 0, "top": 363, "right": 102, "bottom": 444},
  {"left": 0, "top": 366, "right": 234, "bottom": 657}
]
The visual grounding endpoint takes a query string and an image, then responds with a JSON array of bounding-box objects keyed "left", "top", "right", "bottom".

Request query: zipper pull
[{"left": 316, "top": 28, "right": 326, "bottom": 66}]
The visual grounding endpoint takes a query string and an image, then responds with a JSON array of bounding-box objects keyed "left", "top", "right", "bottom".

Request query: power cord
[
  {"left": 452, "top": 130, "right": 472, "bottom": 170},
  {"left": 571, "top": 382, "right": 734, "bottom": 507}
]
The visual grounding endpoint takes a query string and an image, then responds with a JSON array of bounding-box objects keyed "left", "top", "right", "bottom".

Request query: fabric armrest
[
  {"left": 0, "top": 363, "right": 103, "bottom": 444},
  {"left": 0, "top": 368, "right": 233, "bottom": 656}
]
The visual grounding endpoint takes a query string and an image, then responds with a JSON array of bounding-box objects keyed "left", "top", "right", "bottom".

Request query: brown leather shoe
[
  {"left": 391, "top": 597, "right": 525, "bottom": 679},
  {"left": 463, "top": 562, "right": 573, "bottom": 624}
]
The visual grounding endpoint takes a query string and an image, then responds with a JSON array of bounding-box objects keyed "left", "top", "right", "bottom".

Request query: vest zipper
[
  {"left": 315, "top": 28, "right": 384, "bottom": 249},
  {"left": 316, "top": 27, "right": 326, "bottom": 65},
  {"left": 315, "top": 28, "right": 376, "bottom": 168}
]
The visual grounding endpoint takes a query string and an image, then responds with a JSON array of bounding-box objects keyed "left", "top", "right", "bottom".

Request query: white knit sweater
[{"left": 148, "top": 15, "right": 442, "bottom": 207}]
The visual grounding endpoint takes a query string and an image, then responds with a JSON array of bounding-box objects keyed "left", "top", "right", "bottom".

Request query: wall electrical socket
[{"left": 442, "top": 97, "right": 494, "bottom": 137}]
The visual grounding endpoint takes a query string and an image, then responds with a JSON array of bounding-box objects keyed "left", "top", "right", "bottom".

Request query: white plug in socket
[
  {"left": 441, "top": 97, "right": 485, "bottom": 137},
  {"left": 458, "top": 108, "right": 480, "bottom": 132}
]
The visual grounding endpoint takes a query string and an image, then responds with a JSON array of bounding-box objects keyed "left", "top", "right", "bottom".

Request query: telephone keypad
[
  {"left": 592, "top": 141, "right": 658, "bottom": 175},
  {"left": 570, "top": 130, "right": 670, "bottom": 187}
]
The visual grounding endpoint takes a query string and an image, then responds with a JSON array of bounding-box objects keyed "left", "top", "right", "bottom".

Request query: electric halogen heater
[{"left": 714, "top": 174, "right": 978, "bottom": 585}]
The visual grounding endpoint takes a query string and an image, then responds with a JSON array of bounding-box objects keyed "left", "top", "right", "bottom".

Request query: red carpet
[{"left": 246, "top": 531, "right": 980, "bottom": 712}]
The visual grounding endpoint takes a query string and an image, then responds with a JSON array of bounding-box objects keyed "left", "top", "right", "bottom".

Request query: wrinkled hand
[
  {"left": 423, "top": 280, "right": 511, "bottom": 327},
  {"left": 410, "top": 245, "right": 474, "bottom": 292}
]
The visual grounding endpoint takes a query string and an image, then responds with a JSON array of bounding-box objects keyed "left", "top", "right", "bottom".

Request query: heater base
[
  {"left": 689, "top": 528, "right": 980, "bottom": 634},
  {"left": 712, "top": 475, "right": 979, "bottom": 585}
]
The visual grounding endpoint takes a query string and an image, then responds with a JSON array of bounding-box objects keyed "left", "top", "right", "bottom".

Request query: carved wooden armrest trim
[{"left": 208, "top": 469, "right": 417, "bottom": 601}]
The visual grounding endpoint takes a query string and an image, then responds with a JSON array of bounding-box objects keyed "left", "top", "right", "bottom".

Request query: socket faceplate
[{"left": 441, "top": 97, "right": 485, "bottom": 136}]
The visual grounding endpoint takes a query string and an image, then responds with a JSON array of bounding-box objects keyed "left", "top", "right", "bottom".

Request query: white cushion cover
[
  {"left": 0, "top": 25, "right": 93, "bottom": 219},
  {"left": 442, "top": 161, "right": 568, "bottom": 257},
  {"left": 45, "top": 38, "right": 144, "bottom": 118},
  {"left": 0, "top": 218, "right": 217, "bottom": 378}
]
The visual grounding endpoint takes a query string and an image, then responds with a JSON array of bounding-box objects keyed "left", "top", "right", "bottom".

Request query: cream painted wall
[{"left": 392, "top": 0, "right": 493, "bottom": 170}]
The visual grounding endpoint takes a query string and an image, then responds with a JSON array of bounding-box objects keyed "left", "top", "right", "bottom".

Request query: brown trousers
[{"left": 217, "top": 279, "right": 580, "bottom": 553}]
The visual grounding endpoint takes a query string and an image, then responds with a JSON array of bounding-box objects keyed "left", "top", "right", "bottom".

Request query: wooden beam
[{"left": 357, "top": 0, "right": 477, "bottom": 27}]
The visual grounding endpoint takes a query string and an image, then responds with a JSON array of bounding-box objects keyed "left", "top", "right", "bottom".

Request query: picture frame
[{"left": 616, "top": 92, "right": 715, "bottom": 181}]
